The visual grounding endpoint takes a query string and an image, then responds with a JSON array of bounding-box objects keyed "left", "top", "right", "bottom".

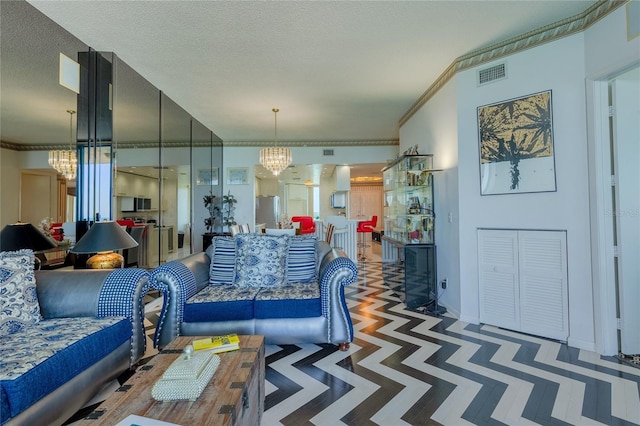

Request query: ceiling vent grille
[
  {"left": 323, "top": 149, "right": 334, "bottom": 156},
  {"left": 478, "top": 63, "right": 507, "bottom": 86}
]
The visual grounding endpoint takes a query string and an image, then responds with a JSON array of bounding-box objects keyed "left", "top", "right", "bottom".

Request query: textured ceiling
[{"left": 12, "top": 0, "right": 598, "bottom": 146}]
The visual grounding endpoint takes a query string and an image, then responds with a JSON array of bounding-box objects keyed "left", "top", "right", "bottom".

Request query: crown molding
[
  {"left": 0, "top": 141, "right": 62, "bottom": 151},
  {"left": 112, "top": 140, "right": 224, "bottom": 149},
  {"left": 1, "top": 138, "right": 398, "bottom": 151},
  {"left": 224, "top": 139, "right": 399, "bottom": 147},
  {"left": 399, "top": 0, "right": 627, "bottom": 127}
]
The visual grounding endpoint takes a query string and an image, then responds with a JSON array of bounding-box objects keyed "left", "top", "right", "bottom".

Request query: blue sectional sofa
[
  {"left": 150, "top": 234, "right": 358, "bottom": 350},
  {"left": 0, "top": 250, "right": 149, "bottom": 426}
]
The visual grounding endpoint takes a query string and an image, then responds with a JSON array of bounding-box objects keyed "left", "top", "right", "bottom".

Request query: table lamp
[
  {"left": 70, "top": 221, "right": 138, "bottom": 269},
  {"left": 0, "top": 222, "right": 57, "bottom": 269}
]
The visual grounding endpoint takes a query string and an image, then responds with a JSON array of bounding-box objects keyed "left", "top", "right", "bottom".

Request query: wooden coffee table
[{"left": 77, "top": 335, "right": 265, "bottom": 425}]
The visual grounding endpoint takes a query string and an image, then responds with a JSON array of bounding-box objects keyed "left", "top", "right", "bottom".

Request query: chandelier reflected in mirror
[
  {"left": 48, "top": 109, "right": 77, "bottom": 180},
  {"left": 259, "top": 108, "right": 291, "bottom": 176}
]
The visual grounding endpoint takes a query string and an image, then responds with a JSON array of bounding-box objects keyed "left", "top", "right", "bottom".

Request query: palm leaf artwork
[{"left": 478, "top": 91, "right": 553, "bottom": 190}]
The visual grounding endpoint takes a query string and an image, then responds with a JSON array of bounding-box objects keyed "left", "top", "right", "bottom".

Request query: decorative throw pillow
[
  {"left": 0, "top": 250, "right": 41, "bottom": 335},
  {"left": 208, "top": 237, "right": 236, "bottom": 285},
  {"left": 287, "top": 236, "right": 317, "bottom": 283},
  {"left": 234, "top": 234, "right": 289, "bottom": 287}
]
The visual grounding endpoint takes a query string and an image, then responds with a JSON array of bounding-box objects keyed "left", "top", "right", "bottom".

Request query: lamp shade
[
  {"left": 71, "top": 221, "right": 138, "bottom": 254},
  {"left": 0, "top": 223, "right": 56, "bottom": 252}
]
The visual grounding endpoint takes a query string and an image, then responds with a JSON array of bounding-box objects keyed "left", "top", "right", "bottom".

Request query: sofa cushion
[
  {"left": 184, "top": 286, "right": 260, "bottom": 322},
  {"left": 287, "top": 236, "right": 317, "bottom": 283},
  {"left": 0, "top": 250, "right": 41, "bottom": 336},
  {"left": 254, "top": 283, "right": 321, "bottom": 318},
  {"left": 207, "top": 237, "right": 236, "bottom": 285},
  {"left": 0, "top": 316, "right": 129, "bottom": 421},
  {"left": 234, "top": 234, "right": 289, "bottom": 287}
]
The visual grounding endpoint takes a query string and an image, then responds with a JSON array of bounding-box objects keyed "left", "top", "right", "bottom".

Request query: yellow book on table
[{"left": 192, "top": 334, "right": 240, "bottom": 353}]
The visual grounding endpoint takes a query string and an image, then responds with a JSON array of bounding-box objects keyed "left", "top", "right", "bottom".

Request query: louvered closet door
[
  {"left": 478, "top": 230, "right": 520, "bottom": 329},
  {"left": 518, "top": 230, "right": 568, "bottom": 341},
  {"left": 478, "top": 229, "right": 568, "bottom": 341}
]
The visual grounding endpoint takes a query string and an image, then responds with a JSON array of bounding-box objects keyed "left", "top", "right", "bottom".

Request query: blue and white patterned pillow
[
  {"left": 287, "top": 236, "right": 317, "bottom": 283},
  {"left": 208, "top": 237, "right": 236, "bottom": 285},
  {"left": 0, "top": 250, "right": 41, "bottom": 336},
  {"left": 234, "top": 234, "right": 289, "bottom": 287}
]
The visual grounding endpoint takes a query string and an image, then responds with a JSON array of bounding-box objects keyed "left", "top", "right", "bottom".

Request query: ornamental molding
[
  {"left": 399, "top": 0, "right": 627, "bottom": 126},
  {"left": 2, "top": 138, "right": 397, "bottom": 151},
  {"left": 0, "top": 141, "right": 62, "bottom": 151},
  {"left": 223, "top": 139, "right": 398, "bottom": 147}
]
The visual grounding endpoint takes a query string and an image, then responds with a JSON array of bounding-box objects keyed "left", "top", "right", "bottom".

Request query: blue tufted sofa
[
  {"left": 150, "top": 234, "right": 358, "bottom": 351},
  {"left": 0, "top": 250, "right": 150, "bottom": 426}
]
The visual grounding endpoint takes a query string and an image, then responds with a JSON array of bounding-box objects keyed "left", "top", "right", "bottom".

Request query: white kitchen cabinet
[
  {"left": 478, "top": 229, "right": 568, "bottom": 341},
  {"left": 115, "top": 172, "right": 132, "bottom": 196},
  {"left": 285, "top": 184, "right": 308, "bottom": 216},
  {"left": 115, "top": 171, "right": 159, "bottom": 201}
]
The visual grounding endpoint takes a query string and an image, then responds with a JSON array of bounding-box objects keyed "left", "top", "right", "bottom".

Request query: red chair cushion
[
  {"left": 356, "top": 216, "right": 377, "bottom": 233},
  {"left": 291, "top": 216, "right": 316, "bottom": 234}
]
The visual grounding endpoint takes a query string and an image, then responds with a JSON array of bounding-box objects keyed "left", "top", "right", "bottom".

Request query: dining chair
[
  {"left": 229, "top": 225, "right": 241, "bottom": 236},
  {"left": 325, "top": 215, "right": 348, "bottom": 248},
  {"left": 325, "top": 223, "right": 335, "bottom": 245}
]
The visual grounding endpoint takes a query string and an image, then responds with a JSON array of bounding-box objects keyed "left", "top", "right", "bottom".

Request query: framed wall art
[
  {"left": 227, "top": 167, "right": 248, "bottom": 185},
  {"left": 477, "top": 90, "right": 556, "bottom": 195},
  {"left": 196, "top": 168, "right": 218, "bottom": 186}
]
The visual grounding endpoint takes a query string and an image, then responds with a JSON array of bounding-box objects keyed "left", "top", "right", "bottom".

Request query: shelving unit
[
  {"left": 381, "top": 154, "right": 440, "bottom": 312},
  {"left": 383, "top": 154, "right": 435, "bottom": 245}
]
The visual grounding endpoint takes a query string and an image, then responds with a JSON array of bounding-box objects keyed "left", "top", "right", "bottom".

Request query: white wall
[
  {"left": 584, "top": 5, "right": 640, "bottom": 79},
  {"left": 400, "top": 30, "right": 606, "bottom": 350},
  {"left": 399, "top": 80, "right": 460, "bottom": 317},
  {"left": 457, "top": 34, "right": 595, "bottom": 350}
]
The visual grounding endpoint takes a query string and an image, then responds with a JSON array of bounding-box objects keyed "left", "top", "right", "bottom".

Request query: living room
[
  {"left": 2, "top": 0, "right": 638, "bottom": 353},
  {"left": 1, "top": 1, "right": 639, "bottom": 424}
]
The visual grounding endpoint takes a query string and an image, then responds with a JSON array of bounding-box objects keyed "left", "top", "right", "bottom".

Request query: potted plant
[
  {"left": 203, "top": 192, "right": 220, "bottom": 232},
  {"left": 221, "top": 191, "right": 237, "bottom": 229}
]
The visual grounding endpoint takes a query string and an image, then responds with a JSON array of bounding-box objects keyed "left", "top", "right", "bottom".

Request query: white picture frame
[
  {"left": 196, "top": 168, "right": 218, "bottom": 186},
  {"left": 227, "top": 167, "right": 249, "bottom": 185}
]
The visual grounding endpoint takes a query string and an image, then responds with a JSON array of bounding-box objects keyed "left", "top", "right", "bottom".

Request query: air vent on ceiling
[
  {"left": 478, "top": 63, "right": 507, "bottom": 86},
  {"left": 323, "top": 149, "right": 334, "bottom": 156}
]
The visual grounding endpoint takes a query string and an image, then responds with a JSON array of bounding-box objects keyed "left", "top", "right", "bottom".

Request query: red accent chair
[
  {"left": 291, "top": 216, "right": 316, "bottom": 235},
  {"left": 356, "top": 215, "right": 377, "bottom": 260},
  {"left": 116, "top": 219, "right": 135, "bottom": 230}
]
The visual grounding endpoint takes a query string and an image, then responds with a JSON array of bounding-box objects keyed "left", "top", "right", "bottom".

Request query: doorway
[{"left": 609, "top": 66, "right": 640, "bottom": 362}]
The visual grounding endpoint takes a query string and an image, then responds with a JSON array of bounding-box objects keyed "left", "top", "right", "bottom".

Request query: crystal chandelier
[
  {"left": 260, "top": 108, "right": 291, "bottom": 176},
  {"left": 48, "top": 109, "right": 77, "bottom": 180}
]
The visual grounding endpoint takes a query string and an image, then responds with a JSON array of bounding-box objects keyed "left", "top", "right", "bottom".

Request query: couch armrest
[
  {"left": 36, "top": 270, "right": 113, "bottom": 318},
  {"left": 318, "top": 248, "right": 358, "bottom": 343},
  {"left": 150, "top": 253, "right": 209, "bottom": 349},
  {"left": 35, "top": 268, "right": 151, "bottom": 368}
]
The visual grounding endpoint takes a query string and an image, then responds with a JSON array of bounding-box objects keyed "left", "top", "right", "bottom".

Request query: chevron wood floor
[
  {"left": 262, "top": 261, "right": 640, "bottom": 426},
  {"left": 67, "top": 260, "right": 639, "bottom": 425}
]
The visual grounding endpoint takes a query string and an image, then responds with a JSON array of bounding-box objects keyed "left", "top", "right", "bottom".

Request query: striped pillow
[
  {"left": 287, "top": 236, "right": 317, "bottom": 283},
  {"left": 208, "top": 237, "right": 236, "bottom": 285}
]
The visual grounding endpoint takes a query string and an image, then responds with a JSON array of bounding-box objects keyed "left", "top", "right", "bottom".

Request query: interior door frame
[
  {"left": 20, "top": 171, "right": 58, "bottom": 225},
  {"left": 587, "top": 63, "right": 640, "bottom": 356}
]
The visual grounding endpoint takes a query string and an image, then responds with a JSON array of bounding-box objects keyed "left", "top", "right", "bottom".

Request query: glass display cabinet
[
  {"left": 381, "top": 154, "right": 441, "bottom": 312},
  {"left": 382, "top": 154, "right": 436, "bottom": 245}
]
